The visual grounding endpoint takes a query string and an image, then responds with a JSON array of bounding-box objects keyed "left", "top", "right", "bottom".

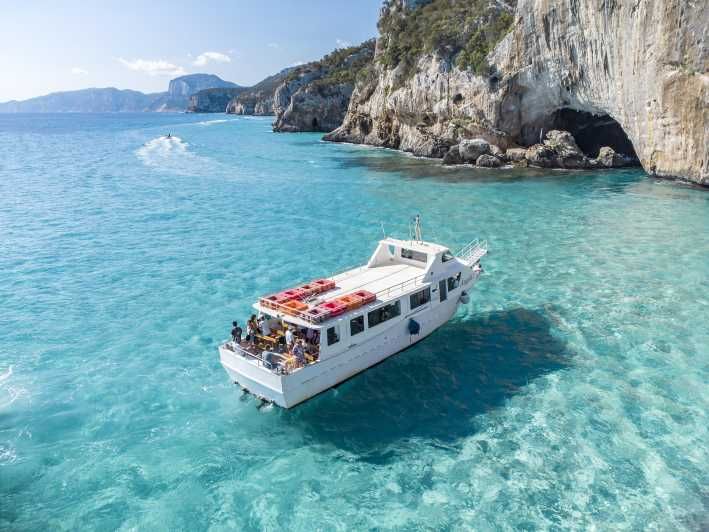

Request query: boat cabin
[{"left": 226, "top": 238, "right": 471, "bottom": 374}]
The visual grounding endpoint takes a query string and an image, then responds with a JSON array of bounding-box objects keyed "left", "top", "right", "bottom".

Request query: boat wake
[
  {"left": 0, "top": 365, "right": 25, "bottom": 411},
  {"left": 196, "top": 118, "right": 234, "bottom": 126},
  {"left": 135, "top": 135, "right": 211, "bottom": 175}
]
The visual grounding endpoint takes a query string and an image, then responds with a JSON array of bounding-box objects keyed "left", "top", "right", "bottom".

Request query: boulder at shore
[{"left": 476, "top": 154, "right": 502, "bottom": 168}]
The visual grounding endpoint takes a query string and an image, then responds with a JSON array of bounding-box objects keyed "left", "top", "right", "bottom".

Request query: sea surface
[{"left": 0, "top": 113, "right": 707, "bottom": 531}]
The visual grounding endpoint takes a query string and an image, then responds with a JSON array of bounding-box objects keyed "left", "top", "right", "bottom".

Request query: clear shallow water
[{"left": 0, "top": 113, "right": 707, "bottom": 530}]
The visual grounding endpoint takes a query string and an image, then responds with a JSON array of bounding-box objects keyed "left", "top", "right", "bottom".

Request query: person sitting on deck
[
  {"left": 292, "top": 340, "right": 306, "bottom": 366},
  {"left": 231, "top": 321, "right": 242, "bottom": 345}
]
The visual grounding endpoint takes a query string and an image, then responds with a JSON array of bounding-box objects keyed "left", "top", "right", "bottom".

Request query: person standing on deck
[
  {"left": 259, "top": 315, "right": 271, "bottom": 336},
  {"left": 231, "top": 321, "right": 242, "bottom": 345},
  {"left": 292, "top": 340, "right": 305, "bottom": 366},
  {"left": 246, "top": 314, "right": 258, "bottom": 345},
  {"left": 285, "top": 325, "right": 294, "bottom": 351}
]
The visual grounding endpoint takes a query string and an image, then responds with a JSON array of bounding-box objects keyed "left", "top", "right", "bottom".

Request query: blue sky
[{"left": 1, "top": 0, "right": 382, "bottom": 101}]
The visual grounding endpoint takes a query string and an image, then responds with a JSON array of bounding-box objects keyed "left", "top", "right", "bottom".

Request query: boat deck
[
  {"left": 253, "top": 263, "right": 429, "bottom": 329},
  {"left": 324, "top": 263, "right": 426, "bottom": 303}
]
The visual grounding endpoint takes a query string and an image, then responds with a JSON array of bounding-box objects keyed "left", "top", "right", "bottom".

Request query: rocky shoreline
[
  {"left": 186, "top": 0, "right": 705, "bottom": 185},
  {"left": 438, "top": 130, "right": 636, "bottom": 170},
  {"left": 324, "top": 0, "right": 707, "bottom": 185}
]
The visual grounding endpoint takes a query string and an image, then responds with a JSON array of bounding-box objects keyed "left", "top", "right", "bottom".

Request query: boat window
[
  {"left": 442, "top": 251, "right": 454, "bottom": 262},
  {"left": 367, "top": 300, "right": 401, "bottom": 328},
  {"left": 388, "top": 244, "right": 396, "bottom": 256},
  {"left": 409, "top": 287, "right": 431, "bottom": 309},
  {"left": 439, "top": 279, "right": 447, "bottom": 301},
  {"left": 327, "top": 325, "right": 340, "bottom": 346},
  {"left": 401, "top": 248, "right": 427, "bottom": 263},
  {"left": 447, "top": 272, "right": 462, "bottom": 291},
  {"left": 350, "top": 315, "right": 364, "bottom": 336}
]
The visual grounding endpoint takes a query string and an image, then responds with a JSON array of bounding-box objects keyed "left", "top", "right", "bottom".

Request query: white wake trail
[
  {"left": 0, "top": 365, "right": 12, "bottom": 384},
  {"left": 135, "top": 135, "right": 212, "bottom": 175}
]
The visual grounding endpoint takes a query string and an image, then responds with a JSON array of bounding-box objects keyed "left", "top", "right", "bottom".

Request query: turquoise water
[{"left": 1, "top": 113, "right": 707, "bottom": 530}]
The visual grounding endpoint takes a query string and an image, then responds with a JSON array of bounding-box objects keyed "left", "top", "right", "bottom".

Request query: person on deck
[
  {"left": 247, "top": 314, "right": 258, "bottom": 345},
  {"left": 292, "top": 340, "right": 305, "bottom": 366},
  {"left": 231, "top": 321, "right": 242, "bottom": 345},
  {"left": 259, "top": 315, "right": 271, "bottom": 336},
  {"left": 305, "top": 327, "right": 316, "bottom": 346},
  {"left": 285, "top": 325, "right": 294, "bottom": 350}
]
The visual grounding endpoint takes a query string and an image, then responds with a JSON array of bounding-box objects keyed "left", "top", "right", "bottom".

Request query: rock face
[
  {"left": 325, "top": 0, "right": 708, "bottom": 185},
  {"left": 168, "top": 74, "right": 237, "bottom": 99},
  {"left": 506, "top": 148, "right": 527, "bottom": 162},
  {"left": 539, "top": 130, "right": 590, "bottom": 169},
  {"left": 476, "top": 154, "right": 502, "bottom": 167},
  {"left": 459, "top": 138, "right": 491, "bottom": 163},
  {"left": 596, "top": 146, "right": 633, "bottom": 168},
  {"left": 159, "top": 74, "right": 237, "bottom": 111},
  {"left": 272, "top": 40, "right": 375, "bottom": 132},
  {"left": 274, "top": 82, "right": 355, "bottom": 132},
  {"left": 223, "top": 67, "right": 299, "bottom": 116},
  {"left": 188, "top": 88, "right": 244, "bottom": 113}
]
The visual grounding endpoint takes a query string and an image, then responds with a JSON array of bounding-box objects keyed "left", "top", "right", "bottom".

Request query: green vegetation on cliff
[
  {"left": 378, "top": 0, "right": 515, "bottom": 76},
  {"left": 286, "top": 40, "right": 376, "bottom": 88}
]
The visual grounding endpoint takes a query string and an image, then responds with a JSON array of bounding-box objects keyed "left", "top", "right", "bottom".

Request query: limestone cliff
[
  {"left": 325, "top": 0, "right": 708, "bottom": 185},
  {"left": 225, "top": 68, "right": 298, "bottom": 116},
  {"left": 188, "top": 88, "right": 244, "bottom": 113},
  {"left": 272, "top": 40, "right": 375, "bottom": 132}
]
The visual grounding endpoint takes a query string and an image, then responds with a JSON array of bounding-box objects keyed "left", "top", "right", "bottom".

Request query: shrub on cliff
[
  {"left": 285, "top": 40, "right": 376, "bottom": 88},
  {"left": 378, "top": 0, "right": 515, "bottom": 76}
]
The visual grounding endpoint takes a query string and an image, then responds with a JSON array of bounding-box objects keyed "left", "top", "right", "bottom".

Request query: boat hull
[{"left": 219, "top": 279, "right": 476, "bottom": 408}]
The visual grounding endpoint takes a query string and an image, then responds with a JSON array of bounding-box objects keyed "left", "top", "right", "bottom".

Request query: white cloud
[
  {"left": 267, "top": 42, "right": 279, "bottom": 49},
  {"left": 118, "top": 58, "right": 186, "bottom": 76},
  {"left": 336, "top": 38, "right": 352, "bottom": 48},
  {"left": 192, "top": 51, "right": 231, "bottom": 67},
  {"left": 71, "top": 67, "right": 88, "bottom": 75}
]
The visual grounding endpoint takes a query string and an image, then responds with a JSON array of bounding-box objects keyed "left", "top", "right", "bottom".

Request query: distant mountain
[
  {"left": 0, "top": 88, "right": 160, "bottom": 113},
  {"left": 168, "top": 74, "right": 237, "bottom": 98},
  {"left": 0, "top": 74, "right": 238, "bottom": 113}
]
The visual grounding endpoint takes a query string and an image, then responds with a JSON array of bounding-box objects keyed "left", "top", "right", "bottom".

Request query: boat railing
[
  {"left": 224, "top": 341, "right": 269, "bottom": 365},
  {"left": 373, "top": 273, "right": 427, "bottom": 300},
  {"left": 456, "top": 238, "right": 488, "bottom": 265},
  {"left": 262, "top": 271, "right": 429, "bottom": 325},
  {"left": 223, "top": 341, "right": 300, "bottom": 375}
]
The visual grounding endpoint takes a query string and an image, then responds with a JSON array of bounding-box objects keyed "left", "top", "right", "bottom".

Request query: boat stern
[{"left": 218, "top": 343, "right": 291, "bottom": 407}]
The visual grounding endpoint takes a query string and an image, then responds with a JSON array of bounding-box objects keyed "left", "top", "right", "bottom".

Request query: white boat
[{"left": 218, "top": 218, "right": 487, "bottom": 408}]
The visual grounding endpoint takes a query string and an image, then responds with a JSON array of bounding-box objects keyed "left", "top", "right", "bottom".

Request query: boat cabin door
[{"left": 439, "top": 279, "right": 447, "bottom": 302}]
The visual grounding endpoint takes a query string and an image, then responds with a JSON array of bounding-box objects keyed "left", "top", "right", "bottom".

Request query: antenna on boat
[
  {"left": 380, "top": 222, "right": 386, "bottom": 238},
  {"left": 414, "top": 214, "right": 422, "bottom": 242}
]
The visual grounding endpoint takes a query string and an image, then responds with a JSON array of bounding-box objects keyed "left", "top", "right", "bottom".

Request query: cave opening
[
  {"left": 311, "top": 117, "right": 318, "bottom": 129},
  {"left": 548, "top": 108, "right": 639, "bottom": 162}
]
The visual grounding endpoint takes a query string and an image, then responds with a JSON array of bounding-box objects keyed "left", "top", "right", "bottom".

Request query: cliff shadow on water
[
  {"left": 280, "top": 307, "right": 571, "bottom": 463},
  {"left": 334, "top": 147, "right": 647, "bottom": 186}
]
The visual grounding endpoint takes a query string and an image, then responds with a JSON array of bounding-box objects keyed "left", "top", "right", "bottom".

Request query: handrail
[
  {"left": 373, "top": 273, "right": 427, "bottom": 300},
  {"left": 261, "top": 240, "right": 486, "bottom": 326},
  {"left": 263, "top": 272, "right": 428, "bottom": 325},
  {"left": 225, "top": 341, "right": 294, "bottom": 374},
  {"left": 456, "top": 238, "right": 488, "bottom": 265}
]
